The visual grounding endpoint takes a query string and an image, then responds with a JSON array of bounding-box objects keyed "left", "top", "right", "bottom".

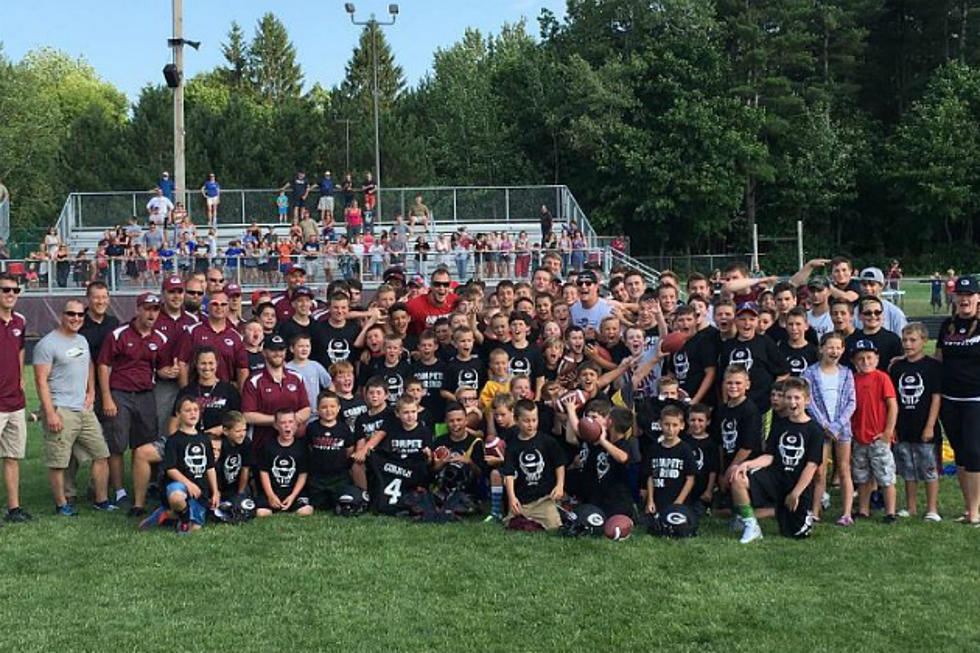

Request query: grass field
[{"left": 3, "top": 369, "right": 979, "bottom": 652}]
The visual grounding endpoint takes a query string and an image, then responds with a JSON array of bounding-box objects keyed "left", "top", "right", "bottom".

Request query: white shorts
[
  {"left": 206, "top": 196, "right": 219, "bottom": 208},
  {"left": 318, "top": 196, "right": 334, "bottom": 212}
]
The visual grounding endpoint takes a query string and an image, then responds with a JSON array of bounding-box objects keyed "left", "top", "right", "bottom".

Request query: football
[
  {"left": 661, "top": 330, "right": 690, "bottom": 354},
  {"left": 466, "top": 410, "right": 483, "bottom": 431},
  {"left": 434, "top": 446, "right": 451, "bottom": 461},
  {"left": 577, "top": 416, "right": 603, "bottom": 443},
  {"left": 484, "top": 436, "right": 506, "bottom": 460},
  {"left": 559, "top": 389, "right": 586, "bottom": 411},
  {"left": 604, "top": 514, "right": 634, "bottom": 540}
]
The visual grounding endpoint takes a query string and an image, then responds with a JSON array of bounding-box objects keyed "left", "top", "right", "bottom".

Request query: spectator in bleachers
[
  {"left": 317, "top": 171, "right": 334, "bottom": 223},
  {"left": 156, "top": 171, "right": 174, "bottom": 202},
  {"left": 409, "top": 194, "right": 430, "bottom": 232},
  {"left": 146, "top": 187, "right": 174, "bottom": 226},
  {"left": 201, "top": 173, "right": 220, "bottom": 226}
]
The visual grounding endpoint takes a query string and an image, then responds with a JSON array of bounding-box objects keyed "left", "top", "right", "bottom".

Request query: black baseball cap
[
  {"left": 954, "top": 275, "right": 980, "bottom": 295},
  {"left": 852, "top": 339, "right": 878, "bottom": 355},
  {"left": 807, "top": 277, "right": 831, "bottom": 290},
  {"left": 577, "top": 270, "right": 598, "bottom": 284},
  {"left": 735, "top": 302, "right": 759, "bottom": 316},
  {"left": 264, "top": 334, "right": 288, "bottom": 350}
]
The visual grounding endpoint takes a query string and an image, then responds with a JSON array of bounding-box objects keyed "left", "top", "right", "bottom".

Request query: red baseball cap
[
  {"left": 250, "top": 289, "right": 268, "bottom": 305},
  {"left": 137, "top": 291, "right": 161, "bottom": 307},
  {"left": 162, "top": 275, "right": 183, "bottom": 291},
  {"left": 224, "top": 282, "right": 242, "bottom": 298}
]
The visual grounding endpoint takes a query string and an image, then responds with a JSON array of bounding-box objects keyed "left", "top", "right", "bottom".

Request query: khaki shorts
[
  {"left": 44, "top": 408, "right": 110, "bottom": 468},
  {"left": 504, "top": 496, "right": 561, "bottom": 531},
  {"left": 0, "top": 410, "right": 26, "bottom": 459},
  {"left": 318, "top": 196, "right": 334, "bottom": 212}
]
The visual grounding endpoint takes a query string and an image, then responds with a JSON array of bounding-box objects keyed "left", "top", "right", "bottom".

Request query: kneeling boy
[
  {"left": 256, "top": 410, "right": 314, "bottom": 517},
  {"left": 502, "top": 400, "right": 565, "bottom": 531}
]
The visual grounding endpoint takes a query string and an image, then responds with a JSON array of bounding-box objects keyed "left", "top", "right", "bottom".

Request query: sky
[{"left": 0, "top": 0, "right": 568, "bottom": 101}]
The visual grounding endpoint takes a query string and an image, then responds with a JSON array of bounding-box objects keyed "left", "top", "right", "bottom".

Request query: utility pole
[
  {"left": 336, "top": 119, "right": 353, "bottom": 173},
  {"left": 173, "top": 0, "right": 185, "bottom": 207}
]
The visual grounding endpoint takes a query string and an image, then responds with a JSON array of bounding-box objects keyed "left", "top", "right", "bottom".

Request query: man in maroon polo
[
  {"left": 153, "top": 274, "right": 197, "bottom": 454},
  {"left": 97, "top": 291, "right": 168, "bottom": 515},
  {"left": 242, "top": 334, "right": 310, "bottom": 453},
  {"left": 183, "top": 276, "right": 206, "bottom": 319},
  {"left": 405, "top": 267, "right": 456, "bottom": 336},
  {"left": 0, "top": 274, "right": 30, "bottom": 523},
  {"left": 271, "top": 266, "right": 309, "bottom": 322},
  {"left": 225, "top": 282, "right": 244, "bottom": 331},
  {"left": 176, "top": 290, "right": 249, "bottom": 388}
]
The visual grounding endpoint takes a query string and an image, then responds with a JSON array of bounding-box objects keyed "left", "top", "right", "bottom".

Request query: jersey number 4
[{"left": 383, "top": 478, "right": 402, "bottom": 505}]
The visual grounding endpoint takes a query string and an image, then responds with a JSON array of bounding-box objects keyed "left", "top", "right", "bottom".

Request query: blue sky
[{"left": 0, "top": 0, "right": 568, "bottom": 101}]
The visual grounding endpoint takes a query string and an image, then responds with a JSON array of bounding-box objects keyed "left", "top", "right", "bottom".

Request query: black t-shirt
[
  {"left": 80, "top": 313, "right": 120, "bottom": 363},
  {"left": 586, "top": 438, "right": 639, "bottom": 516},
  {"left": 504, "top": 342, "right": 545, "bottom": 384},
  {"left": 668, "top": 329, "right": 718, "bottom": 400},
  {"left": 844, "top": 328, "right": 903, "bottom": 371},
  {"left": 258, "top": 437, "right": 308, "bottom": 499},
  {"left": 291, "top": 177, "right": 308, "bottom": 201},
  {"left": 172, "top": 381, "right": 241, "bottom": 433},
  {"left": 766, "top": 323, "right": 819, "bottom": 348},
  {"left": 379, "top": 419, "right": 432, "bottom": 458},
  {"left": 354, "top": 407, "right": 391, "bottom": 443},
  {"left": 635, "top": 396, "right": 687, "bottom": 460},
  {"left": 778, "top": 341, "right": 819, "bottom": 377},
  {"left": 936, "top": 316, "right": 980, "bottom": 398},
  {"left": 501, "top": 433, "right": 566, "bottom": 504},
  {"left": 719, "top": 335, "right": 790, "bottom": 412},
  {"left": 216, "top": 435, "right": 252, "bottom": 497},
  {"left": 359, "top": 360, "right": 413, "bottom": 405},
  {"left": 163, "top": 431, "right": 215, "bottom": 502},
  {"left": 889, "top": 357, "right": 943, "bottom": 442},
  {"left": 764, "top": 417, "right": 824, "bottom": 483},
  {"left": 306, "top": 419, "right": 358, "bottom": 477},
  {"left": 411, "top": 358, "right": 448, "bottom": 422},
  {"left": 311, "top": 319, "right": 361, "bottom": 369},
  {"left": 645, "top": 438, "right": 696, "bottom": 509},
  {"left": 339, "top": 395, "right": 368, "bottom": 431},
  {"left": 713, "top": 398, "right": 763, "bottom": 472},
  {"left": 443, "top": 356, "right": 486, "bottom": 395},
  {"left": 683, "top": 434, "right": 719, "bottom": 502},
  {"left": 276, "top": 318, "right": 313, "bottom": 361}
]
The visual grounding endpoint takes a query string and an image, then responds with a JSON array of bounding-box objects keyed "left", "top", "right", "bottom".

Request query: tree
[
  {"left": 219, "top": 21, "right": 250, "bottom": 89},
  {"left": 248, "top": 13, "right": 303, "bottom": 102}
]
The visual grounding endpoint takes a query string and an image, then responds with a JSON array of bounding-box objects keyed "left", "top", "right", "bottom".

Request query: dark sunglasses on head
[
  {"left": 862, "top": 309, "right": 883, "bottom": 316},
  {"left": 63, "top": 310, "right": 85, "bottom": 318},
  {"left": 0, "top": 286, "right": 21, "bottom": 294},
  {"left": 185, "top": 290, "right": 204, "bottom": 296}
]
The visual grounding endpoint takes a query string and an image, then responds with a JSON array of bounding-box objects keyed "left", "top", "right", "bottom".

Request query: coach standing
[
  {"left": 0, "top": 274, "right": 29, "bottom": 522},
  {"left": 97, "top": 291, "right": 167, "bottom": 516},
  {"left": 242, "top": 334, "right": 310, "bottom": 453},
  {"left": 154, "top": 275, "right": 197, "bottom": 445},
  {"left": 176, "top": 290, "right": 248, "bottom": 388},
  {"left": 936, "top": 275, "right": 980, "bottom": 526},
  {"left": 35, "top": 299, "right": 113, "bottom": 515}
]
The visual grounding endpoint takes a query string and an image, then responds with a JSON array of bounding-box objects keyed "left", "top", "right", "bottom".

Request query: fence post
[
  {"left": 241, "top": 191, "right": 246, "bottom": 224},
  {"left": 453, "top": 189, "right": 458, "bottom": 224},
  {"left": 505, "top": 188, "right": 510, "bottom": 223},
  {"left": 109, "top": 259, "right": 117, "bottom": 292}
]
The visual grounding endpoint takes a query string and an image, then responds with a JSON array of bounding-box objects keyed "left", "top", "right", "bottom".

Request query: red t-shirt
[
  {"left": 851, "top": 369, "right": 896, "bottom": 445},
  {"left": 405, "top": 292, "right": 457, "bottom": 336},
  {"left": 0, "top": 312, "right": 26, "bottom": 412}
]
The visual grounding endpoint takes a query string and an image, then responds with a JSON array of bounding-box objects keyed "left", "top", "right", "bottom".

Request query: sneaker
[
  {"left": 4, "top": 507, "right": 32, "bottom": 523},
  {"left": 730, "top": 516, "right": 746, "bottom": 532},
  {"left": 483, "top": 514, "right": 502, "bottom": 523},
  {"left": 127, "top": 506, "right": 147, "bottom": 518},
  {"left": 821, "top": 492, "right": 831, "bottom": 510},
  {"left": 883, "top": 513, "right": 898, "bottom": 524},
  {"left": 175, "top": 519, "right": 191, "bottom": 535},
  {"left": 836, "top": 515, "right": 854, "bottom": 527},
  {"left": 739, "top": 518, "right": 763, "bottom": 544},
  {"left": 870, "top": 490, "right": 885, "bottom": 510},
  {"left": 139, "top": 506, "right": 171, "bottom": 530},
  {"left": 55, "top": 503, "right": 78, "bottom": 517},
  {"left": 923, "top": 512, "right": 942, "bottom": 522},
  {"left": 114, "top": 494, "right": 132, "bottom": 510},
  {"left": 93, "top": 500, "right": 119, "bottom": 512},
  {"left": 897, "top": 509, "right": 910, "bottom": 518},
  {"left": 854, "top": 512, "right": 871, "bottom": 520},
  {"left": 954, "top": 513, "right": 969, "bottom": 523}
]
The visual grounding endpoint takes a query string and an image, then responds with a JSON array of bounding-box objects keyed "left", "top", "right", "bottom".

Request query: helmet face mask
[{"left": 559, "top": 504, "right": 606, "bottom": 537}]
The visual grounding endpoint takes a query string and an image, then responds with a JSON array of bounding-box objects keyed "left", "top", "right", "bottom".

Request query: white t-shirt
[
  {"left": 819, "top": 367, "right": 840, "bottom": 422},
  {"left": 147, "top": 197, "right": 174, "bottom": 220},
  {"left": 570, "top": 298, "right": 613, "bottom": 333},
  {"left": 807, "top": 309, "right": 834, "bottom": 338}
]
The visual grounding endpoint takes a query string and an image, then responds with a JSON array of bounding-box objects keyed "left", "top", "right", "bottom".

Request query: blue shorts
[{"left": 165, "top": 482, "right": 207, "bottom": 525}]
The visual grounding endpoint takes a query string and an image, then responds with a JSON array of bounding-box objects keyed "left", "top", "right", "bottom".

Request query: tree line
[{"left": 2, "top": 1, "right": 980, "bottom": 272}]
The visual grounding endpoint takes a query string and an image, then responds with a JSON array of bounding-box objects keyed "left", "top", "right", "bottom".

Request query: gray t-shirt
[
  {"left": 33, "top": 330, "right": 91, "bottom": 410},
  {"left": 570, "top": 298, "right": 614, "bottom": 333}
]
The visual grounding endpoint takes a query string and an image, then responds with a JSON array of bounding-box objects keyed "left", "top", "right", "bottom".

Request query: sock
[
  {"left": 737, "top": 503, "right": 754, "bottom": 520},
  {"left": 116, "top": 488, "right": 128, "bottom": 501},
  {"left": 491, "top": 486, "right": 503, "bottom": 517},
  {"left": 179, "top": 507, "right": 190, "bottom": 523}
]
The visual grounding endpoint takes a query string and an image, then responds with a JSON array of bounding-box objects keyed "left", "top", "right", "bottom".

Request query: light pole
[
  {"left": 345, "top": 3, "right": 398, "bottom": 225},
  {"left": 164, "top": 0, "right": 200, "bottom": 208}
]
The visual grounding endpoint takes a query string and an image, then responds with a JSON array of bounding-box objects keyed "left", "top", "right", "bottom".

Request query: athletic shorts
[
  {"left": 941, "top": 399, "right": 980, "bottom": 472},
  {"left": 104, "top": 390, "right": 158, "bottom": 455},
  {"left": 43, "top": 408, "right": 109, "bottom": 468},
  {"left": 318, "top": 196, "right": 334, "bottom": 212},
  {"left": 851, "top": 440, "right": 896, "bottom": 486},
  {"left": 153, "top": 380, "right": 179, "bottom": 448},
  {"left": 290, "top": 197, "right": 305, "bottom": 209},
  {"left": 255, "top": 494, "right": 311, "bottom": 513},
  {"left": 0, "top": 409, "right": 27, "bottom": 459},
  {"left": 895, "top": 442, "right": 939, "bottom": 483},
  {"left": 748, "top": 467, "right": 794, "bottom": 510},
  {"left": 206, "top": 196, "right": 219, "bottom": 208}
]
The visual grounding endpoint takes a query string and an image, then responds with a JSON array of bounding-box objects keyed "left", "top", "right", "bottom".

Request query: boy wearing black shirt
[
  {"left": 256, "top": 410, "right": 313, "bottom": 516},
  {"left": 719, "top": 303, "right": 790, "bottom": 414},
  {"left": 307, "top": 391, "right": 360, "bottom": 508},
  {"left": 778, "top": 308, "right": 819, "bottom": 377},
  {"left": 503, "top": 311, "right": 546, "bottom": 397},
  {"left": 432, "top": 402, "right": 485, "bottom": 496},
  {"left": 502, "top": 400, "right": 565, "bottom": 531},
  {"left": 730, "top": 378, "right": 823, "bottom": 542},
  {"left": 889, "top": 323, "right": 942, "bottom": 519},
  {"left": 635, "top": 376, "right": 687, "bottom": 463},
  {"left": 364, "top": 396, "right": 433, "bottom": 514},
  {"left": 215, "top": 411, "right": 252, "bottom": 499},
  {"left": 644, "top": 405, "right": 696, "bottom": 516},
  {"left": 330, "top": 361, "right": 367, "bottom": 429},
  {"left": 441, "top": 327, "right": 486, "bottom": 401},
  {"left": 360, "top": 335, "right": 412, "bottom": 405},
  {"left": 714, "top": 365, "right": 763, "bottom": 509},
  {"left": 311, "top": 293, "right": 361, "bottom": 370},
  {"left": 844, "top": 296, "right": 903, "bottom": 371},
  {"left": 684, "top": 403, "right": 719, "bottom": 514},
  {"left": 412, "top": 330, "right": 448, "bottom": 425},
  {"left": 586, "top": 407, "right": 639, "bottom": 517},
  {"left": 351, "top": 377, "right": 391, "bottom": 465},
  {"left": 667, "top": 306, "right": 717, "bottom": 405}
]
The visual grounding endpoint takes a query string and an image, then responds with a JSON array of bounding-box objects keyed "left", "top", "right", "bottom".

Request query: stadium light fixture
[
  {"left": 389, "top": 4, "right": 399, "bottom": 15},
  {"left": 345, "top": 3, "right": 356, "bottom": 14}
]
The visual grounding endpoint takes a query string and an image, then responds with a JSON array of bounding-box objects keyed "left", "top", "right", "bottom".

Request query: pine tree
[
  {"left": 248, "top": 13, "right": 303, "bottom": 102},
  {"left": 219, "top": 21, "right": 250, "bottom": 89}
]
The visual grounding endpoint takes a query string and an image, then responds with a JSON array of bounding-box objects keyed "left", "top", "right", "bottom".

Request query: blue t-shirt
[
  {"left": 319, "top": 177, "right": 334, "bottom": 195},
  {"left": 225, "top": 247, "right": 244, "bottom": 267},
  {"left": 204, "top": 180, "right": 220, "bottom": 198},
  {"left": 158, "top": 179, "right": 175, "bottom": 201},
  {"left": 158, "top": 248, "right": 176, "bottom": 270}
]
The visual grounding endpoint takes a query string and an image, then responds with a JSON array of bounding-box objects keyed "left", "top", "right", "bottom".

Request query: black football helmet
[
  {"left": 649, "top": 504, "right": 698, "bottom": 537},
  {"left": 334, "top": 484, "right": 370, "bottom": 516},
  {"left": 213, "top": 494, "right": 256, "bottom": 524},
  {"left": 559, "top": 503, "right": 606, "bottom": 537}
]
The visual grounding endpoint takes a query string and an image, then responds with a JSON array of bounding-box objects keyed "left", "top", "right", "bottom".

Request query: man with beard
[{"left": 406, "top": 268, "right": 456, "bottom": 336}]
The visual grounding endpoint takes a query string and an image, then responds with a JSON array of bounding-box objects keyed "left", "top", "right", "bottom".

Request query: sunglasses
[
  {"left": 0, "top": 287, "right": 21, "bottom": 294},
  {"left": 208, "top": 278, "right": 224, "bottom": 283},
  {"left": 63, "top": 310, "right": 85, "bottom": 318},
  {"left": 185, "top": 290, "right": 204, "bottom": 296},
  {"left": 861, "top": 310, "right": 883, "bottom": 317},
  {"left": 576, "top": 281, "right": 593, "bottom": 287},
  {"left": 210, "top": 302, "right": 229, "bottom": 307},
  {"left": 432, "top": 281, "right": 451, "bottom": 288}
]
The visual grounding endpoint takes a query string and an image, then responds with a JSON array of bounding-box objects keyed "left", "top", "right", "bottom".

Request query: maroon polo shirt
[
  {"left": 0, "top": 311, "right": 26, "bottom": 412},
  {"left": 241, "top": 367, "right": 309, "bottom": 447},
  {"left": 176, "top": 320, "right": 248, "bottom": 383},
  {"left": 154, "top": 309, "right": 200, "bottom": 361},
  {"left": 272, "top": 291, "right": 297, "bottom": 323},
  {"left": 97, "top": 321, "right": 168, "bottom": 392}
]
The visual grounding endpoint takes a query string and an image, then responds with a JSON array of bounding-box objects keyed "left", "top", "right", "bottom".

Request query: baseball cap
[
  {"left": 955, "top": 275, "right": 980, "bottom": 294},
  {"left": 859, "top": 267, "right": 885, "bottom": 285},
  {"left": 136, "top": 292, "right": 161, "bottom": 307},
  {"left": 287, "top": 265, "right": 306, "bottom": 276},
  {"left": 264, "top": 334, "right": 288, "bottom": 350},
  {"left": 224, "top": 282, "right": 242, "bottom": 298},
  {"left": 250, "top": 289, "right": 268, "bottom": 305},
  {"left": 162, "top": 275, "right": 183, "bottom": 291},
  {"left": 735, "top": 302, "right": 760, "bottom": 316},
  {"left": 292, "top": 286, "right": 315, "bottom": 300},
  {"left": 384, "top": 267, "right": 406, "bottom": 283},
  {"left": 577, "top": 270, "right": 598, "bottom": 284},
  {"left": 852, "top": 339, "right": 878, "bottom": 354},
  {"left": 807, "top": 276, "right": 831, "bottom": 290}
]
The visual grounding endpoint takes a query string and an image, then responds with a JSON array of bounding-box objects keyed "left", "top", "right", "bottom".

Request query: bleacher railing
[
  {"left": 61, "top": 186, "right": 578, "bottom": 232},
  {"left": 0, "top": 199, "right": 9, "bottom": 242}
]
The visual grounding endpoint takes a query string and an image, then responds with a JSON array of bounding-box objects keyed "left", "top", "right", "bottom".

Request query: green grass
[
  {"left": 891, "top": 278, "right": 945, "bottom": 318},
  {"left": 4, "top": 370, "right": 979, "bottom": 652}
]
